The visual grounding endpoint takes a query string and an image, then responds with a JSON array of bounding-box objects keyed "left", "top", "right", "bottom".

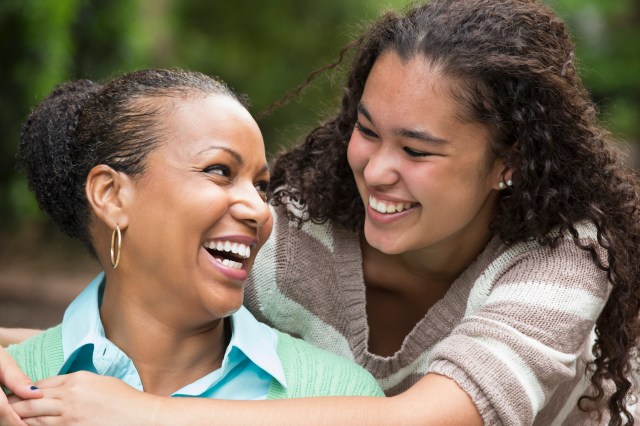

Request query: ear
[{"left": 85, "top": 165, "right": 132, "bottom": 230}]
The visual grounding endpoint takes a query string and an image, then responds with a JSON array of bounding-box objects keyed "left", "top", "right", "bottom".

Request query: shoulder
[
  {"left": 430, "top": 224, "right": 610, "bottom": 424},
  {"left": 465, "top": 224, "right": 610, "bottom": 334},
  {"left": 270, "top": 331, "right": 384, "bottom": 398},
  {"left": 473, "top": 223, "right": 609, "bottom": 307},
  {"left": 6, "top": 325, "right": 64, "bottom": 382}
]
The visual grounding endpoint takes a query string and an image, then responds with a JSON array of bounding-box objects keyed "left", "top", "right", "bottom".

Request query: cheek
[{"left": 347, "top": 136, "right": 367, "bottom": 176}]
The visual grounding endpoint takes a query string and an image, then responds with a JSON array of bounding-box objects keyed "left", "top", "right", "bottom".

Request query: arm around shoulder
[{"left": 0, "top": 328, "right": 41, "bottom": 348}]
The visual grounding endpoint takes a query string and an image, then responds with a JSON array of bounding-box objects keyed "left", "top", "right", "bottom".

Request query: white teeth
[
  {"left": 220, "top": 258, "right": 243, "bottom": 270},
  {"left": 369, "top": 196, "right": 378, "bottom": 209},
  {"left": 202, "top": 240, "right": 252, "bottom": 259},
  {"left": 368, "top": 195, "right": 415, "bottom": 214}
]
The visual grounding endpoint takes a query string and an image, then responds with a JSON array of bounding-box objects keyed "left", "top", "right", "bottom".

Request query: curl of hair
[
  {"left": 19, "top": 69, "right": 240, "bottom": 256},
  {"left": 18, "top": 80, "right": 101, "bottom": 241},
  {"left": 269, "top": 1, "right": 640, "bottom": 423}
]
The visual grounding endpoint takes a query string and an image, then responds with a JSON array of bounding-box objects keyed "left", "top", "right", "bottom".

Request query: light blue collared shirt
[{"left": 59, "top": 273, "right": 287, "bottom": 399}]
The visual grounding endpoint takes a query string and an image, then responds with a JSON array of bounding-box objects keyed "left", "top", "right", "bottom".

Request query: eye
[
  {"left": 403, "top": 147, "right": 432, "bottom": 158},
  {"left": 355, "top": 121, "right": 379, "bottom": 139},
  {"left": 255, "top": 180, "right": 269, "bottom": 201},
  {"left": 203, "top": 164, "right": 231, "bottom": 177}
]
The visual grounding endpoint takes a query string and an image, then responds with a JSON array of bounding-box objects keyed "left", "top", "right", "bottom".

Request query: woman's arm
[
  {"left": 0, "top": 346, "right": 42, "bottom": 426},
  {"left": 0, "top": 328, "right": 41, "bottom": 348},
  {"left": 11, "top": 372, "right": 481, "bottom": 426}
]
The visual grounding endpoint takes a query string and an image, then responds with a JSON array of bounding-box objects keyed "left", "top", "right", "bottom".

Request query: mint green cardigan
[{"left": 7, "top": 325, "right": 383, "bottom": 399}]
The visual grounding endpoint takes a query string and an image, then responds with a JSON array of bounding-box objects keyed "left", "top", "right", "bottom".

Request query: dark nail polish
[{"left": 30, "top": 385, "right": 39, "bottom": 390}]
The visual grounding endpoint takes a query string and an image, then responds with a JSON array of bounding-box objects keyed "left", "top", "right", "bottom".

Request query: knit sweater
[
  {"left": 244, "top": 204, "right": 612, "bottom": 425},
  {"left": 7, "top": 325, "right": 384, "bottom": 399}
]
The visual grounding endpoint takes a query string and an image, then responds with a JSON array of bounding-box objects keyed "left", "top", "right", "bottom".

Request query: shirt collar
[
  {"left": 59, "top": 272, "right": 287, "bottom": 393},
  {"left": 226, "top": 305, "right": 286, "bottom": 386},
  {"left": 60, "top": 272, "right": 105, "bottom": 372}
]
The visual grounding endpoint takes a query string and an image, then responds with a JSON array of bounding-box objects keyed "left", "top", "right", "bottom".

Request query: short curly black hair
[
  {"left": 18, "top": 68, "right": 242, "bottom": 256},
  {"left": 269, "top": 0, "right": 640, "bottom": 423}
]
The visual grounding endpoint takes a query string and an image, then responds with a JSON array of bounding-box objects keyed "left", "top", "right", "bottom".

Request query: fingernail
[{"left": 30, "top": 385, "right": 39, "bottom": 390}]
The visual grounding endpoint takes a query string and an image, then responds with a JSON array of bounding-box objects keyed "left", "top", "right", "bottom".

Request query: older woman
[{"left": 0, "top": 68, "right": 381, "bottom": 425}]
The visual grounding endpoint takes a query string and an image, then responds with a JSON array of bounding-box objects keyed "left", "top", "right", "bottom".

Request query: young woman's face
[
  {"left": 123, "top": 94, "right": 272, "bottom": 326},
  {"left": 347, "top": 50, "right": 504, "bottom": 257}
]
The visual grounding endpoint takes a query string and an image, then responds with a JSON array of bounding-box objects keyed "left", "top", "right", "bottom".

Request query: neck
[
  {"left": 99, "top": 276, "right": 228, "bottom": 396},
  {"left": 362, "top": 225, "right": 492, "bottom": 297},
  {"left": 361, "top": 228, "right": 492, "bottom": 357}
]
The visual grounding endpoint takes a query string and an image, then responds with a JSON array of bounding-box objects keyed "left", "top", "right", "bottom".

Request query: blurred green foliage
[
  {"left": 551, "top": 0, "right": 640, "bottom": 141},
  {"left": 0, "top": 0, "right": 638, "bottom": 229}
]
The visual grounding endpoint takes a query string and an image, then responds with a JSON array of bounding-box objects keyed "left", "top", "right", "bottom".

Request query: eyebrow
[
  {"left": 357, "top": 102, "right": 449, "bottom": 146},
  {"left": 198, "top": 145, "right": 270, "bottom": 174},
  {"left": 198, "top": 145, "right": 243, "bottom": 165}
]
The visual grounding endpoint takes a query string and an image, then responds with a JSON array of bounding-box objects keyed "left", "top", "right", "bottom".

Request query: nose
[
  {"left": 229, "top": 181, "right": 271, "bottom": 229},
  {"left": 363, "top": 144, "right": 400, "bottom": 188}
]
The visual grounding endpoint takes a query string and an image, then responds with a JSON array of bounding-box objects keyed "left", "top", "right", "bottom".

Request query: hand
[
  {"left": 0, "top": 347, "right": 41, "bottom": 426},
  {"left": 10, "top": 372, "right": 160, "bottom": 426}
]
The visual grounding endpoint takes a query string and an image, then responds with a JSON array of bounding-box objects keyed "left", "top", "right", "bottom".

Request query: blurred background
[{"left": 0, "top": 0, "right": 639, "bottom": 330}]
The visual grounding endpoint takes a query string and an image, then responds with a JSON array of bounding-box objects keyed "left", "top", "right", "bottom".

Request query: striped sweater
[{"left": 245, "top": 205, "right": 612, "bottom": 425}]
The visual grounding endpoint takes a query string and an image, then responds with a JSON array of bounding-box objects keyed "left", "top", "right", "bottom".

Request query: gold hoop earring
[{"left": 110, "top": 225, "right": 122, "bottom": 269}]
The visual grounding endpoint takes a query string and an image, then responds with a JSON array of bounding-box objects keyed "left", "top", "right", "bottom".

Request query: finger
[
  {"left": 11, "top": 398, "right": 62, "bottom": 419},
  {"left": 24, "top": 417, "right": 58, "bottom": 426},
  {"left": 0, "top": 399, "right": 28, "bottom": 426},
  {"left": 0, "top": 348, "right": 42, "bottom": 399},
  {"left": 7, "top": 394, "right": 22, "bottom": 404},
  {"left": 1, "top": 388, "right": 28, "bottom": 426},
  {"left": 32, "top": 375, "right": 71, "bottom": 391}
]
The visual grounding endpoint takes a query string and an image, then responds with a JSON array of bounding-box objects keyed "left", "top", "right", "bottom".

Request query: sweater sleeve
[
  {"left": 6, "top": 325, "right": 64, "bottom": 383},
  {"left": 427, "top": 237, "right": 610, "bottom": 425},
  {"left": 269, "top": 331, "right": 384, "bottom": 399}
]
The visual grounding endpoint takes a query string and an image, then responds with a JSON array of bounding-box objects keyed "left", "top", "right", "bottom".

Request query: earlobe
[
  {"left": 496, "top": 168, "right": 515, "bottom": 190},
  {"left": 86, "top": 165, "right": 130, "bottom": 230},
  {"left": 492, "top": 156, "right": 515, "bottom": 191}
]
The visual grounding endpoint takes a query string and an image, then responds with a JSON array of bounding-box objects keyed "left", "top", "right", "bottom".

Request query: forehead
[
  {"left": 361, "top": 50, "right": 492, "bottom": 151},
  {"left": 362, "top": 52, "right": 461, "bottom": 125},
  {"left": 138, "top": 94, "right": 265, "bottom": 167}
]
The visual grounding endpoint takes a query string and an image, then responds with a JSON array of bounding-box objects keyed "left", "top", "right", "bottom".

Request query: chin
[
  {"left": 214, "top": 296, "right": 244, "bottom": 318},
  {"left": 367, "top": 238, "right": 405, "bottom": 255}
]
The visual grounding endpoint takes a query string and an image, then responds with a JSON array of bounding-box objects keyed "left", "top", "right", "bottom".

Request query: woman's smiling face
[
  {"left": 122, "top": 94, "right": 272, "bottom": 326},
  {"left": 347, "top": 50, "right": 504, "bottom": 259}
]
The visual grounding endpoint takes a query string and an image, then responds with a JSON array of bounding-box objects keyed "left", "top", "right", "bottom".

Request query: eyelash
[
  {"left": 403, "top": 147, "right": 431, "bottom": 158},
  {"left": 355, "top": 121, "right": 379, "bottom": 138},
  {"left": 255, "top": 181, "right": 269, "bottom": 201},
  {"left": 356, "top": 122, "right": 432, "bottom": 158},
  {"left": 203, "top": 165, "right": 231, "bottom": 177},
  {"left": 204, "top": 165, "right": 269, "bottom": 200}
]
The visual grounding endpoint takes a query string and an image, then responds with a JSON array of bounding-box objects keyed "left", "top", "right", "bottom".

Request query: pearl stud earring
[{"left": 498, "top": 179, "right": 513, "bottom": 190}]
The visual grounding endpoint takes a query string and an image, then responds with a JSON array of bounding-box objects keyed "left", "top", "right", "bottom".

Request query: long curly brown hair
[{"left": 269, "top": 0, "right": 640, "bottom": 423}]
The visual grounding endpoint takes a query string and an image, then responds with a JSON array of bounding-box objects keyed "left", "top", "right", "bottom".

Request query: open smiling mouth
[
  {"left": 368, "top": 195, "right": 418, "bottom": 214},
  {"left": 203, "top": 240, "right": 251, "bottom": 270}
]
